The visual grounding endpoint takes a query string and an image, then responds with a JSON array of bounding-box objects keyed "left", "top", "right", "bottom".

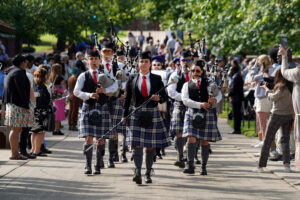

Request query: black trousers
[
  {"left": 19, "top": 127, "right": 31, "bottom": 152},
  {"left": 232, "top": 100, "right": 242, "bottom": 132}
]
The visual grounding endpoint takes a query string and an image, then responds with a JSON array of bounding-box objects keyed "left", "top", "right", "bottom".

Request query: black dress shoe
[
  {"left": 93, "top": 166, "right": 101, "bottom": 175},
  {"left": 100, "top": 160, "right": 105, "bottom": 169},
  {"left": 121, "top": 154, "right": 128, "bottom": 163},
  {"left": 20, "top": 151, "right": 36, "bottom": 159},
  {"left": 183, "top": 166, "right": 195, "bottom": 174},
  {"left": 107, "top": 159, "right": 115, "bottom": 168},
  {"left": 269, "top": 154, "right": 283, "bottom": 161},
  {"left": 200, "top": 166, "right": 207, "bottom": 175},
  {"left": 227, "top": 131, "right": 241, "bottom": 134},
  {"left": 195, "top": 158, "right": 201, "bottom": 165},
  {"left": 84, "top": 166, "right": 92, "bottom": 175},
  {"left": 113, "top": 153, "right": 119, "bottom": 162},
  {"left": 144, "top": 173, "right": 152, "bottom": 184},
  {"left": 53, "top": 131, "right": 64, "bottom": 136},
  {"left": 41, "top": 145, "right": 52, "bottom": 154},
  {"left": 162, "top": 148, "right": 166, "bottom": 156},
  {"left": 133, "top": 170, "right": 142, "bottom": 184},
  {"left": 174, "top": 160, "right": 185, "bottom": 168}
]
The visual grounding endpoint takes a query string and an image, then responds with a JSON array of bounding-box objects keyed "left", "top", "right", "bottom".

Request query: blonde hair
[{"left": 257, "top": 54, "right": 271, "bottom": 68}]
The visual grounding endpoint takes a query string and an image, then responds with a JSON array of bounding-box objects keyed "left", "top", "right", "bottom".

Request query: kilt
[
  {"left": 126, "top": 106, "right": 171, "bottom": 148},
  {"left": 78, "top": 102, "right": 114, "bottom": 138},
  {"left": 169, "top": 101, "right": 186, "bottom": 135},
  {"left": 183, "top": 108, "right": 222, "bottom": 142},
  {"left": 109, "top": 98, "right": 126, "bottom": 134}
]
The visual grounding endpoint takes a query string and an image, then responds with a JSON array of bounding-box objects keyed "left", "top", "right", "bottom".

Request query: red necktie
[
  {"left": 185, "top": 72, "right": 190, "bottom": 82},
  {"left": 196, "top": 80, "right": 201, "bottom": 90},
  {"left": 93, "top": 71, "right": 97, "bottom": 84},
  {"left": 141, "top": 75, "right": 148, "bottom": 98},
  {"left": 106, "top": 63, "right": 110, "bottom": 71}
]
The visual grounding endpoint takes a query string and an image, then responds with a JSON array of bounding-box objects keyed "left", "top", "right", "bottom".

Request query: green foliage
[
  {"left": 139, "top": 0, "right": 300, "bottom": 56},
  {"left": 0, "top": 0, "right": 140, "bottom": 52}
]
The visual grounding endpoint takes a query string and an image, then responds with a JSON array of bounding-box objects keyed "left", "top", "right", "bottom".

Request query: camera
[{"left": 260, "top": 77, "right": 274, "bottom": 90}]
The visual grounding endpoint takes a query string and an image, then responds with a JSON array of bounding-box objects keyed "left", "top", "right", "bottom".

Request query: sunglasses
[
  {"left": 181, "top": 59, "right": 191, "bottom": 63},
  {"left": 191, "top": 69, "right": 201, "bottom": 73},
  {"left": 101, "top": 49, "right": 113, "bottom": 55},
  {"left": 152, "top": 64, "right": 162, "bottom": 66}
]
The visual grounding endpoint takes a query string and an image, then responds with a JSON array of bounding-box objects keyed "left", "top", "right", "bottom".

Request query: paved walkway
[{"left": 0, "top": 118, "right": 300, "bottom": 200}]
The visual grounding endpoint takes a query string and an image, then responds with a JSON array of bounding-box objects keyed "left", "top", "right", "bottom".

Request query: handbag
[
  {"left": 42, "top": 105, "right": 56, "bottom": 132},
  {"left": 138, "top": 111, "right": 153, "bottom": 128},
  {"left": 192, "top": 109, "right": 206, "bottom": 129}
]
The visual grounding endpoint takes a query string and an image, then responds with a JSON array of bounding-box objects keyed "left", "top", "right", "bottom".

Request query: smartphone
[{"left": 280, "top": 36, "right": 288, "bottom": 49}]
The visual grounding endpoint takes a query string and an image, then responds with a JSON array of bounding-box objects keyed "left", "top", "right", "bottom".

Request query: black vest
[
  {"left": 176, "top": 74, "right": 186, "bottom": 93},
  {"left": 188, "top": 79, "right": 209, "bottom": 103},
  {"left": 82, "top": 71, "right": 107, "bottom": 106}
]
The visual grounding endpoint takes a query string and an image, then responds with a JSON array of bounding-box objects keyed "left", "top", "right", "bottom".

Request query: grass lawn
[{"left": 219, "top": 97, "right": 257, "bottom": 137}]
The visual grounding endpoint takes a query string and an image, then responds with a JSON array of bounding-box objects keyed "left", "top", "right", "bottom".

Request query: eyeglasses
[
  {"left": 152, "top": 64, "right": 162, "bottom": 66},
  {"left": 181, "top": 59, "right": 191, "bottom": 63},
  {"left": 191, "top": 69, "right": 201, "bottom": 73},
  {"left": 101, "top": 49, "right": 113, "bottom": 55}
]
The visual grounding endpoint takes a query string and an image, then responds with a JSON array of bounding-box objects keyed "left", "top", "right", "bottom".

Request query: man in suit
[{"left": 228, "top": 65, "right": 244, "bottom": 134}]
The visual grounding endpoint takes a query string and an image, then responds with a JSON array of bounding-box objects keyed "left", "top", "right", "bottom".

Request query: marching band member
[
  {"left": 74, "top": 50, "right": 118, "bottom": 175},
  {"left": 122, "top": 51, "right": 171, "bottom": 184},
  {"left": 99, "top": 43, "right": 121, "bottom": 168},
  {"left": 167, "top": 50, "right": 193, "bottom": 168},
  {"left": 181, "top": 60, "right": 222, "bottom": 175}
]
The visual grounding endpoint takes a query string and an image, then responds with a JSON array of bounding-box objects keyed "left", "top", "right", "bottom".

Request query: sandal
[{"left": 9, "top": 154, "right": 28, "bottom": 160}]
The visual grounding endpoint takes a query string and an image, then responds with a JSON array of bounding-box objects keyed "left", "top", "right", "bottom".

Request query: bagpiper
[
  {"left": 122, "top": 51, "right": 171, "bottom": 184},
  {"left": 74, "top": 50, "right": 118, "bottom": 175}
]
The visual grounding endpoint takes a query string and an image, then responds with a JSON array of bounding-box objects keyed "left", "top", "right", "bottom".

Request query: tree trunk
[
  {"left": 56, "top": 36, "right": 66, "bottom": 53},
  {"left": 15, "top": 35, "right": 23, "bottom": 55}
]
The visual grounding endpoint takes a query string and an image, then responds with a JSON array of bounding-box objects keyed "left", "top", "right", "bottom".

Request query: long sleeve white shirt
[
  {"left": 74, "top": 69, "right": 118, "bottom": 101},
  {"left": 181, "top": 78, "right": 222, "bottom": 109}
]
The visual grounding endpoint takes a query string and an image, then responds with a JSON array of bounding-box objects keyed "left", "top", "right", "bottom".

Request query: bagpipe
[{"left": 188, "top": 33, "right": 225, "bottom": 104}]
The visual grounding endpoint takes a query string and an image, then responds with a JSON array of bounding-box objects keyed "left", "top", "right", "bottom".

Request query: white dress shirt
[
  {"left": 167, "top": 70, "right": 190, "bottom": 102},
  {"left": 182, "top": 78, "right": 222, "bottom": 109},
  {"left": 74, "top": 68, "right": 118, "bottom": 101},
  {"left": 137, "top": 72, "right": 151, "bottom": 96},
  {"left": 102, "top": 61, "right": 114, "bottom": 77}
]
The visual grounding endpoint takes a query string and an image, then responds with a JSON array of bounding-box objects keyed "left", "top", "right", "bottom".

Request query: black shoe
[
  {"left": 107, "top": 159, "right": 115, "bottom": 168},
  {"left": 174, "top": 160, "right": 185, "bottom": 168},
  {"left": 144, "top": 173, "right": 152, "bottom": 184},
  {"left": 84, "top": 166, "right": 92, "bottom": 174},
  {"left": 20, "top": 151, "right": 36, "bottom": 159},
  {"left": 195, "top": 158, "right": 201, "bottom": 165},
  {"left": 121, "top": 154, "right": 128, "bottom": 163},
  {"left": 157, "top": 155, "right": 163, "bottom": 159},
  {"left": 93, "top": 166, "right": 101, "bottom": 175},
  {"left": 183, "top": 166, "right": 195, "bottom": 174},
  {"left": 41, "top": 145, "right": 52, "bottom": 154},
  {"left": 53, "top": 131, "right": 64, "bottom": 136},
  {"left": 182, "top": 157, "right": 187, "bottom": 162},
  {"left": 133, "top": 170, "right": 142, "bottom": 184},
  {"left": 100, "top": 160, "right": 105, "bottom": 168},
  {"left": 269, "top": 154, "right": 283, "bottom": 161},
  {"left": 113, "top": 153, "right": 119, "bottom": 162},
  {"left": 200, "top": 166, "right": 207, "bottom": 175},
  {"left": 227, "top": 131, "right": 241, "bottom": 134}
]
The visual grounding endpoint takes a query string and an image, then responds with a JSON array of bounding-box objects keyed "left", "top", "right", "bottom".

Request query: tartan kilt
[
  {"left": 78, "top": 102, "right": 114, "bottom": 139},
  {"left": 109, "top": 98, "right": 126, "bottom": 134},
  {"left": 169, "top": 101, "right": 186, "bottom": 135},
  {"left": 183, "top": 108, "right": 222, "bottom": 142},
  {"left": 125, "top": 106, "right": 171, "bottom": 148}
]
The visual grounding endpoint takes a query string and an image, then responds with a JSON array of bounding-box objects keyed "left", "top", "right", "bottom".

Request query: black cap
[
  {"left": 102, "top": 42, "right": 114, "bottom": 50},
  {"left": 116, "top": 49, "right": 125, "bottom": 56},
  {"left": 181, "top": 49, "right": 191, "bottom": 58},
  {"left": 193, "top": 59, "right": 206, "bottom": 69},
  {"left": 140, "top": 51, "right": 152, "bottom": 61},
  {"left": 86, "top": 50, "right": 100, "bottom": 58}
]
